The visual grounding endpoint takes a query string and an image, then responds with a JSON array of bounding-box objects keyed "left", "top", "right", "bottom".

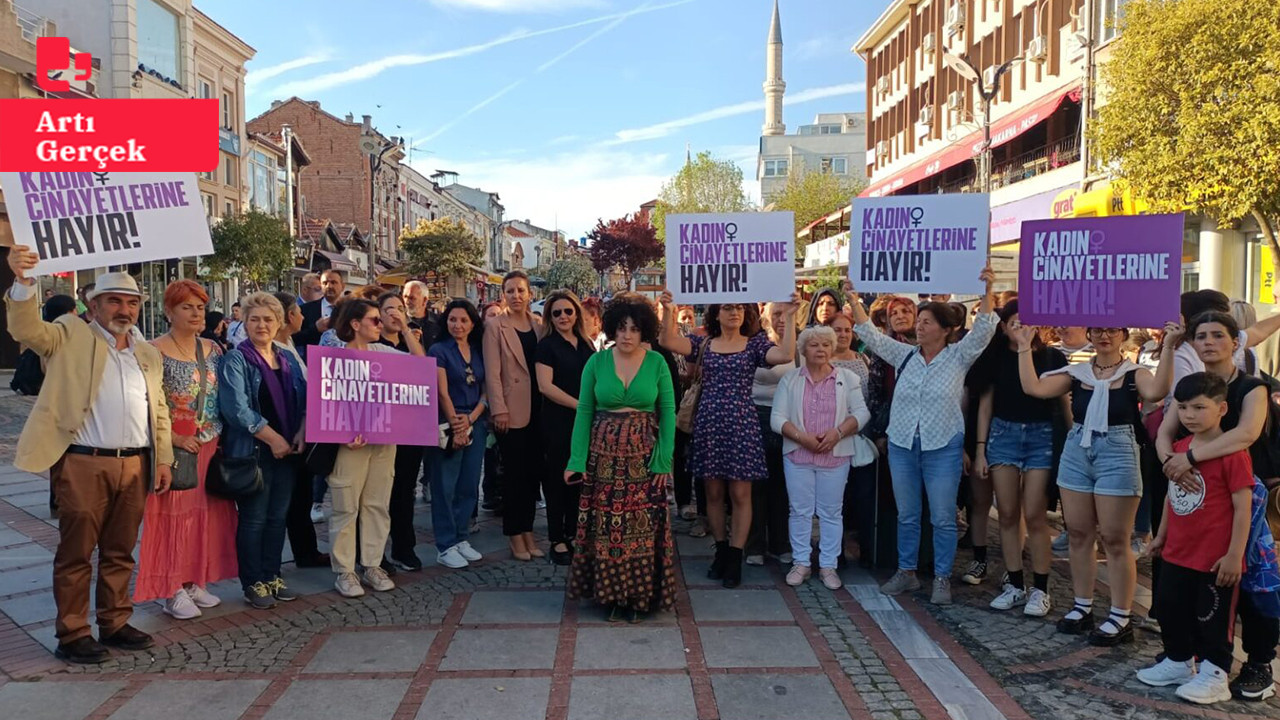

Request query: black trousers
[
  {"left": 498, "top": 424, "right": 544, "bottom": 536},
  {"left": 483, "top": 444, "right": 503, "bottom": 509},
  {"left": 1140, "top": 440, "right": 1169, "bottom": 616},
  {"left": 674, "top": 430, "right": 693, "bottom": 508},
  {"left": 843, "top": 462, "right": 877, "bottom": 559},
  {"left": 747, "top": 405, "right": 790, "bottom": 557},
  {"left": 1239, "top": 587, "right": 1280, "bottom": 665},
  {"left": 1157, "top": 561, "right": 1238, "bottom": 671},
  {"left": 389, "top": 444, "right": 425, "bottom": 557},
  {"left": 284, "top": 455, "right": 322, "bottom": 562},
  {"left": 542, "top": 413, "right": 580, "bottom": 547}
]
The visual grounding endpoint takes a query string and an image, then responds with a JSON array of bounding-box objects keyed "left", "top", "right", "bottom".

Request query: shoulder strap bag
[
  {"left": 675, "top": 337, "right": 710, "bottom": 434},
  {"left": 170, "top": 340, "right": 208, "bottom": 491}
]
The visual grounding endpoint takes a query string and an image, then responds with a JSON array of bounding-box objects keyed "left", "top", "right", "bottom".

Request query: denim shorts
[
  {"left": 985, "top": 417, "right": 1055, "bottom": 472},
  {"left": 1056, "top": 424, "right": 1142, "bottom": 497}
]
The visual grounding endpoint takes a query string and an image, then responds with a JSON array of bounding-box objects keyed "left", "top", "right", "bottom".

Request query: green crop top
[{"left": 567, "top": 349, "right": 677, "bottom": 474}]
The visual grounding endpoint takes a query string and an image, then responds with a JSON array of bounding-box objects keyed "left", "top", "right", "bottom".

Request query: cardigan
[
  {"left": 567, "top": 349, "right": 676, "bottom": 474},
  {"left": 770, "top": 365, "right": 875, "bottom": 467}
]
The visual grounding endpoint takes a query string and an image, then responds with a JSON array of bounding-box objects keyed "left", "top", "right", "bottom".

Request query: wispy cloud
[
  {"left": 418, "top": 1, "right": 668, "bottom": 145},
  {"left": 245, "top": 53, "right": 330, "bottom": 90},
  {"left": 608, "top": 82, "right": 865, "bottom": 144},
  {"left": 266, "top": 0, "right": 695, "bottom": 98},
  {"left": 430, "top": 0, "right": 605, "bottom": 11}
]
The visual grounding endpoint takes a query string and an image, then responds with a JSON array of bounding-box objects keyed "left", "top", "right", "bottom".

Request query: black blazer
[{"left": 294, "top": 299, "right": 325, "bottom": 349}]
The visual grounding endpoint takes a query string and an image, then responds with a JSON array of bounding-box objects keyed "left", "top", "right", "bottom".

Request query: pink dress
[{"left": 133, "top": 343, "right": 239, "bottom": 602}]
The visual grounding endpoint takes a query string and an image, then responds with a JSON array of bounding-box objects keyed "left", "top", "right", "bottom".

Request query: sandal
[
  {"left": 1088, "top": 611, "right": 1134, "bottom": 647},
  {"left": 607, "top": 605, "right": 625, "bottom": 623},
  {"left": 1056, "top": 603, "right": 1095, "bottom": 635}
]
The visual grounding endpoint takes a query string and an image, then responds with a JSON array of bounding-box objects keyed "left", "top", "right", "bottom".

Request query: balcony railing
[
  {"left": 936, "top": 135, "right": 1082, "bottom": 195},
  {"left": 13, "top": 3, "right": 52, "bottom": 43}
]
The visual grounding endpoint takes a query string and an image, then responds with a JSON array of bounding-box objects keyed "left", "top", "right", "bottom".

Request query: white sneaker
[
  {"left": 310, "top": 503, "right": 326, "bottom": 523},
  {"left": 1137, "top": 657, "right": 1195, "bottom": 687},
  {"left": 1131, "top": 535, "right": 1147, "bottom": 556},
  {"left": 989, "top": 583, "right": 1027, "bottom": 611},
  {"left": 185, "top": 584, "right": 221, "bottom": 608},
  {"left": 438, "top": 546, "right": 469, "bottom": 569},
  {"left": 1176, "top": 661, "right": 1232, "bottom": 705},
  {"left": 163, "top": 589, "right": 201, "bottom": 620},
  {"left": 680, "top": 505, "right": 697, "bottom": 520},
  {"left": 455, "top": 541, "right": 483, "bottom": 562},
  {"left": 1051, "top": 530, "right": 1070, "bottom": 553},
  {"left": 335, "top": 572, "right": 365, "bottom": 598},
  {"left": 362, "top": 566, "right": 395, "bottom": 592},
  {"left": 745, "top": 554, "right": 765, "bottom": 566},
  {"left": 1023, "top": 588, "right": 1052, "bottom": 617}
]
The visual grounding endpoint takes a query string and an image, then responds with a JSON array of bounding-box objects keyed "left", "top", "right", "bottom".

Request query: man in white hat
[{"left": 5, "top": 245, "right": 172, "bottom": 664}]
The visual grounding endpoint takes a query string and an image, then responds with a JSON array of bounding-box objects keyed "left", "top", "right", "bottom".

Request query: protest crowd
[{"left": 7, "top": 235, "right": 1280, "bottom": 710}]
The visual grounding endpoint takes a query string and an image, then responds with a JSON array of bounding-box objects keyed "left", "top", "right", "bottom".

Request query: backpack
[{"left": 9, "top": 349, "right": 44, "bottom": 396}]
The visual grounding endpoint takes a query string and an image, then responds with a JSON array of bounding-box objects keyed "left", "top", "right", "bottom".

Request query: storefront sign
[
  {"left": 1019, "top": 214, "right": 1183, "bottom": 327},
  {"left": 849, "top": 194, "right": 990, "bottom": 294},
  {"left": 306, "top": 346, "right": 438, "bottom": 446},
  {"left": 218, "top": 127, "right": 240, "bottom": 156},
  {"left": 0, "top": 171, "right": 212, "bottom": 275},
  {"left": 989, "top": 185, "right": 1077, "bottom": 246},
  {"left": 666, "top": 212, "right": 796, "bottom": 303},
  {"left": 1262, "top": 243, "right": 1275, "bottom": 305}
]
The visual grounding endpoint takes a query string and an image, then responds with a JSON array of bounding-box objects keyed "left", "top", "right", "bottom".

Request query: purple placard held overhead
[
  {"left": 305, "top": 346, "right": 438, "bottom": 446},
  {"left": 1019, "top": 214, "right": 1183, "bottom": 328}
]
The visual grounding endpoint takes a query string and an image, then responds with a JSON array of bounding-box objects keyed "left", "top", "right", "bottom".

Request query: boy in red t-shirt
[{"left": 1138, "top": 372, "right": 1254, "bottom": 705}]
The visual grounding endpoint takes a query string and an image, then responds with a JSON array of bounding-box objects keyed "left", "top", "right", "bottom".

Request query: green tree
[
  {"left": 399, "top": 217, "right": 486, "bottom": 279},
  {"left": 546, "top": 253, "right": 599, "bottom": 295},
  {"left": 1090, "top": 0, "right": 1280, "bottom": 260},
  {"left": 770, "top": 169, "right": 865, "bottom": 255},
  {"left": 652, "top": 151, "right": 751, "bottom": 242},
  {"left": 811, "top": 264, "right": 846, "bottom": 297},
  {"left": 205, "top": 208, "right": 294, "bottom": 291}
]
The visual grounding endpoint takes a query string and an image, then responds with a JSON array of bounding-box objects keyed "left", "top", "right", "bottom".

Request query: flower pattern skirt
[{"left": 567, "top": 411, "right": 676, "bottom": 613}]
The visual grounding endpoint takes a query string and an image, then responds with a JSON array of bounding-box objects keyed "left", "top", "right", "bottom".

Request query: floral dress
[
  {"left": 685, "top": 332, "right": 776, "bottom": 482},
  {"left": 134, "top": 343, "right": 238, "bottom": 602}
]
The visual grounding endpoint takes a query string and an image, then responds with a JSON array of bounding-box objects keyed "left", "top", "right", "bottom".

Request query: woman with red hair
[{"left": 133, "top": 280, "right": 238, "bottom": 619}]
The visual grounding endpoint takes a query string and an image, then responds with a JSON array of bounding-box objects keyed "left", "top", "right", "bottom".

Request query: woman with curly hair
[{"left": 566, "top": 294, "right": 677, "bottom": 622}]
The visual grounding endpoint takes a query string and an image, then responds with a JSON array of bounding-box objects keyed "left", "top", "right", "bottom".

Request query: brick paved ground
[{"left": 2, "top": 389, "right": 1280, "bottom": 719}]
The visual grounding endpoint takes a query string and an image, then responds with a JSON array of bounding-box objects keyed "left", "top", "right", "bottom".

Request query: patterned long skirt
[{"left": 567, "top": 411, "right": 677, "bottom": 613}]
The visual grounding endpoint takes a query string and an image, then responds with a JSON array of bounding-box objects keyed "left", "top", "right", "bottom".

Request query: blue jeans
[
  {"left": 235, "top": 452, "right": 294, "bottom": 593},
  {"left": 887, "top": 433, "right": 964, "bottom": 576},
  {"left": 429, "top": 421, "right": 488, "bottom": 552}
]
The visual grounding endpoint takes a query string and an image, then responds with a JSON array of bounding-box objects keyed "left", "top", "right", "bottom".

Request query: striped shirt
[{"left": 788, "top": 366, "right": 845, "bottom": 468}]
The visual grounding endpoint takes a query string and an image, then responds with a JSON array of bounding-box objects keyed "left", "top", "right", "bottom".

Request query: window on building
[
  {"left": 136, "top": 0, "right": 180, "bottom": 80},
  {"left": 763, "top": 159, "right": 789, "bottom": 177},
  {"left": 247, "top": 149, "right": 278, "bottom": 215},
  {"left": 223, "top": 155, "right": 236, "bottom": 187},
  {"left": 223, "top": 200, "right": 234, "bottom": 218},
  {"left": 1098, "top": 0, "right": 1128, "bottom": 43},
  {"left": 200, "top": 192, "right": 214, "bottom": 218},
  {"left": 821, "top": 157, "right": 848, "bottom": 174},
  {"left": 221, "top": 91, "right": 234, "bottom": 129},
  {"left": 198, "top": 79, "right": 213, "bottom": 99}
]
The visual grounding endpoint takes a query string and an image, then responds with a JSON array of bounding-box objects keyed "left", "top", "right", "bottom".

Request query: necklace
[
  {"left": 1093, "top": 357, "right": 1123, "bottom": 372},
  {"left": 165, "top": 333, "right": 198, "bottom": 361}
]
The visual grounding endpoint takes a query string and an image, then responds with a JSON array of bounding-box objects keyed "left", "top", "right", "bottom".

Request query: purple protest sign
[
  {"left": 306, "top": 346, "right": 438, "bottom": 446},
  {"left": 1019, "top": 214, "right": 1183, "bottom": 328}
]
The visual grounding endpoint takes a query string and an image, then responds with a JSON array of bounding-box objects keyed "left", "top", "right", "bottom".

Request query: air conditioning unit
[
  {"left": 1027, "top": 35, "right": 1049, "bottom": 62},
  {"left": 945, "top": 2, "right": 966, "bottom": 36},
  {"left": 983, "top": 65, "right": 998, "bottom": 89},
  {"left": 947, "top": 91, "right": 963, "bottom": 110},
  {"left": 876, "top": 76, "right": 891, "bottom": 94},
  {"left": 876, "top": 140, "right": 889, "bottom": 157},
  {"left": 918, "top": 106, "right": 934, "bottom": 125},
  {"left": 922, "top": 32, "right": 936, "bottom": 54}
]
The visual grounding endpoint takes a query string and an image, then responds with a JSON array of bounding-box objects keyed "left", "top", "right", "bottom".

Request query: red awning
[{"left": 861, "top": 84, "right": 1081, "bottom": 198}]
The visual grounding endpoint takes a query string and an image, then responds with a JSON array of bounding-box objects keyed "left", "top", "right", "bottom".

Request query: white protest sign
[
  {"left": 666, "top": 212, "right": 795, "bottom": 303},
  {"left": 0, "top": 171, "right": 212, "bottom": 275},
  {"left": 848, "top": 194, "right": 989, "bottom": 295}
]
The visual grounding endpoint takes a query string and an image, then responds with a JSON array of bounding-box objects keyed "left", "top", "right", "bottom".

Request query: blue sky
[{"left": 211, "top": 0, "right": 880, "bottom": 239}]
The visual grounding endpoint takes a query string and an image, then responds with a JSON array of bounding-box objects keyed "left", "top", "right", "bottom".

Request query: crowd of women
[{"left": 69, "top": 264, "right": 1280, "bottom": 703}]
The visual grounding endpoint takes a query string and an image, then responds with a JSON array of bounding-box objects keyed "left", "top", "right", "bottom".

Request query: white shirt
[
  {"left": 856, "top": 312, "right": 998, "bottom": 451},
  {"left": 227, "top": 320, "right": 247, "bottom": 347},
  {"left": 321, "top": 297, "right": 335, "bottom": 319}
]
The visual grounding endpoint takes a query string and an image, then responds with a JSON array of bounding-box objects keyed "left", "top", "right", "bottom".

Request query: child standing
[{"left": 1138, "top": 372, "right": 1254, "bottom": 705}]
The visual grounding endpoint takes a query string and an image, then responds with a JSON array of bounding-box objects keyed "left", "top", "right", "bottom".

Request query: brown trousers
[{"left": 53, "top": 453, "right": 148, "bottom": 643}]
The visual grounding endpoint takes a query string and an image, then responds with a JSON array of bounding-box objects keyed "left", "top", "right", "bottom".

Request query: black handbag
[
  {"left": 170, "top": 340, "right": 210, "bottom": 491},
  {"left": 207, "top": 448, "right": 263, "bottom": 499}
]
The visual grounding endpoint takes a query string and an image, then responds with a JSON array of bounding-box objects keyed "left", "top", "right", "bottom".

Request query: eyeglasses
[
  {"left": 551, "top": 307, "right": 576, "bottom": 318},
  {"left": 1091, "top": 327, "right": 1124, "bottom": 336},
  {"left": 720, "top": 304, "right": 745, "bottom": 313}
]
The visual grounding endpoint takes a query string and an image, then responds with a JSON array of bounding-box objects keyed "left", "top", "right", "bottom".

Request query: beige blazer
[
  {"left": 482, "top": 309, "right": 543, "bottom": 429},
  {"left": 4, "top": 290, "right": 173, "bottom": 482}
]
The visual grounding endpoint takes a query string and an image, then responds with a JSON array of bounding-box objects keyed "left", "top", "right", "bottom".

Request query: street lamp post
[
  {"left": 367, "top": 142, "right": 396, "bottom": 281},
  {"left": 942, "top": 48, "right": 1021, "bottom": 195}
]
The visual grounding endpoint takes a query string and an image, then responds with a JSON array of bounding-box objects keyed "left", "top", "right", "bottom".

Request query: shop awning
[
  {"left": 862, "top": 84, "right": 1081, "bottom": 198},
  {"left": 315, "top": 250, "right": 357, "bottom": 272}
]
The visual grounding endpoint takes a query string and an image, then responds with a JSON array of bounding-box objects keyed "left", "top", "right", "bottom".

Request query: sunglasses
[
  {"left": 551, "top": 307, "right": 576, "bottom": 318},
  {"left": 465, "top": 365, "right": 476, "bottom": 386},
  {"left": 364, "top": 315, "right": 383, "bottom": 326}
]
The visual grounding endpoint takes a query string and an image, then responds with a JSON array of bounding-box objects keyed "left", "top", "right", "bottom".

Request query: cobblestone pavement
[{"left": 1, "top": 385, "right": 1280, "bottom": 719}]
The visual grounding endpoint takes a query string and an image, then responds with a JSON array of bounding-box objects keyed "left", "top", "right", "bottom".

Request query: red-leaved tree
[{"left": 587, "top": 214, "right": 662, "bottom": 287}]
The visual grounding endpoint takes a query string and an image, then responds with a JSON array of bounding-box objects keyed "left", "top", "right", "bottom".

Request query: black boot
[
  {"left": 723, "top": 546, "right": 744, "bottom": 589},
  {"left": 707, "top": 541, "right": 728, "bottom": 580}
]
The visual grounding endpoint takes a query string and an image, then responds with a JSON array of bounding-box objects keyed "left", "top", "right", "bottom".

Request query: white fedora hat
[{"left": 86, "top": 272, "right": 148, "bottom": 302}]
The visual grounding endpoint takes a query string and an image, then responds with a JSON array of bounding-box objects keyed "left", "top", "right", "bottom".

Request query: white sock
[
  {"left": 1063, "top": 597, "right": 1093, "bottom": 621},
  {"left": 1099, "top": 606, "right": 1131, "bottom": 634}
]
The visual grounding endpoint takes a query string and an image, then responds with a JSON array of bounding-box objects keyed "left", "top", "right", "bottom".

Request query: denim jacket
[{"left": 218, "top": 342, "right": 307, "bottom": 459}]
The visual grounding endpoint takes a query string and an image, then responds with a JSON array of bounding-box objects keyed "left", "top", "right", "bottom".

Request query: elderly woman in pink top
[{"left": 771, "top": 325, "right": 873, "bottom": 591}]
